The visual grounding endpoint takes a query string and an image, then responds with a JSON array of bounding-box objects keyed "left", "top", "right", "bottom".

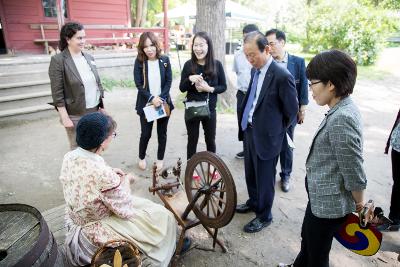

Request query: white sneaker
[{"left": 138, "top": 159, "right": 146, "bottom": 170}]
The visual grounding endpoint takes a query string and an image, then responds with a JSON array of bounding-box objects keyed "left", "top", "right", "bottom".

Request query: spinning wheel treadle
[{"left": 184, "top": 151, "right": 237, "bottom": 228}]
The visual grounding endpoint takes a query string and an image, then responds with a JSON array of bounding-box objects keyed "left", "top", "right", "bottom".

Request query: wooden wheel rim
[{"left": 184, "top": 151, "right": 237, "bottom": 228}]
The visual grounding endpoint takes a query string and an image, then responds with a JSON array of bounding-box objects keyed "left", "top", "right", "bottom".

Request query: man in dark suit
[
  {"left": 265, "top": 29, "right": 309, "bottom": 193},
  {"left": 236, "top": 31, "right": 298, "bottom": 233}
]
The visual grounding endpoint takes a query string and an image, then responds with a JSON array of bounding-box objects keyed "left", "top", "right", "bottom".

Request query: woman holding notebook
[{"left": 133, "top": 32, "right": 174, "bottom": 171}]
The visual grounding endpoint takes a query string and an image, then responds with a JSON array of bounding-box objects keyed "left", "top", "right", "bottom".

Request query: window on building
[{"left": 42, "top": 0, "right": 68, "bottom": 18}]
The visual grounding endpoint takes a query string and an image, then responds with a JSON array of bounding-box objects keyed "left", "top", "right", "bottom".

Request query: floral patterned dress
[{"left": 60, "top": 148, "right": 176, "bottom": 266}]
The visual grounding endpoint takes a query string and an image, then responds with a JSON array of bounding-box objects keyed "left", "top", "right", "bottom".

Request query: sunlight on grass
[{"left": 358, "top": 66, "right": 392, "bottom": 80}]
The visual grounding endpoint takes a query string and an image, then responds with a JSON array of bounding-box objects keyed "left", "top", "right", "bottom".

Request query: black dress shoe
[
  {"left": 281, "top": 179, "right": 290, "bottom": 192},
  {"left": 235, "top": 151, "right": 244, "bottom": 159},
  {"left": 236, "top": 203, "right": 253, "bottom": 213},
  {"left": 243, "top": 217, "right": 272, "bottom": 233},
  {"left": 181, "top": 237, "right": 192, "bottom": 254}
]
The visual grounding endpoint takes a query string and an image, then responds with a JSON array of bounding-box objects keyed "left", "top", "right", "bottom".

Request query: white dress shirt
[
  {"left": 248, "top": 56, "right": 273, "bottom": 123},
  {"left": 232, "top": 48, "right": 252, "bottom": 92}
]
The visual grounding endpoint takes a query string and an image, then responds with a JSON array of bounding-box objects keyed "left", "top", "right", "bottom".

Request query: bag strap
[{"left": 142, "top": 62, "right": 146, "bottom": 89}]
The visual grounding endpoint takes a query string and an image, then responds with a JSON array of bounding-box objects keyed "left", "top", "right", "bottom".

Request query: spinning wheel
[
  {"left": 148, "top": 151, "right": 237, "bottom": 265},
  {"left": 184, "top": 151, "right": 236, "bottom": 229}
]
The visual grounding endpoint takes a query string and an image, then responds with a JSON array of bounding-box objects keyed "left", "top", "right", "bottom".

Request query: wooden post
[
  {"left": 56, "top": 0, "right": 64, "bottom": 31},
  {"left": 163, "top": 0, "right": 169, "bottom": 53}
]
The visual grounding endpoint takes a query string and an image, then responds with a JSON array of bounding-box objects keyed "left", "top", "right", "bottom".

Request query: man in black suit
[
  {"left": 266, "top": 29, "right": 309, "bottom": 193},
  {"left": 236, "top": 31, "right": 298, "bottom": 233}
]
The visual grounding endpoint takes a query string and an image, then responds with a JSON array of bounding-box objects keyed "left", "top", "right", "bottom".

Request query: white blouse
[
  {"left": 72, "top": 54, "right": 100, "bottom": 108},
  {"left": 147, "top": 60, "right": 161, "bottom": 97}
]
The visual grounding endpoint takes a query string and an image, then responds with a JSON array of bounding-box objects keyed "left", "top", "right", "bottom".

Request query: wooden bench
[
  {"left": 30, "top": 24, "right": 165, "bottom": 54},
  {"left": 31, "top": 24, "right": 59, "bottom": 54}
]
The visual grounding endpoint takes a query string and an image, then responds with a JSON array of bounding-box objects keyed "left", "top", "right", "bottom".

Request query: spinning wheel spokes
[{"left": 185, "top": 151, "right": 237, "bottom": 228}]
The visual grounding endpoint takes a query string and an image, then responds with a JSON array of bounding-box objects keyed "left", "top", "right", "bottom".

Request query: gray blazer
[
  {"left": 49, "top": 49, "right": 104, "bottom": 116},
  {"left": 306, "top": 97, "right": 367, "bottom": 219}
]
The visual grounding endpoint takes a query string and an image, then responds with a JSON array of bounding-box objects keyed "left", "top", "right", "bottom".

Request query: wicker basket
[{"left": 91, "top": 240, "right": 142, "bottom": 267}]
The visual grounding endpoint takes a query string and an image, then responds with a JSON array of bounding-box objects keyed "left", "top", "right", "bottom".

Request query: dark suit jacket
[
  {"left": 49, "top": 49, "right": 104, "bottom": 116},
  {"left": 133, "top": 55, "right": 174, "bottom": 116},
  {"left": 239, "top": 60, "right": 299, "bottom": 160},
  {"left": 287, "top": 54, "right": 309, "bottom": 107}
]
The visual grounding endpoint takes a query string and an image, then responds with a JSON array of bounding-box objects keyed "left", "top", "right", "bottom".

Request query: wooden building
[{"left": 0, "top": 0, "right": 168, "bottom": 54}]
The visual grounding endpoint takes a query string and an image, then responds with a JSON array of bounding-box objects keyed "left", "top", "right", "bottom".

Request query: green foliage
[
  {"left": 302, "top": 0, "right": 399, "bottom": 65},
  {"left": 358, "top": 0, "right": 400, "bottom": 9},
  {"left": 131, "top": 0, "right": 192, "bottom": 27},
  {"left": 101, "top": 77, "right": 135, "bottom": 92}
]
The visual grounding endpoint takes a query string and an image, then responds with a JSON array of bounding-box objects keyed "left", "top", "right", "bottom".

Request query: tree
[
  {"left": 195, "top": 0, "right": 226, "bottom": 65},
  {"left": 134, "top": 0, "right": 148, "bottom": 27},
  {"left": 196, "top": 0, "right": 235, "bottom": 108},
  {"left": 302, "top": 0, "right": 398, "bottom": 65}
]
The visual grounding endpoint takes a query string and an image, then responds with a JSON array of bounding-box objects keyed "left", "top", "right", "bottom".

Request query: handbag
[
  {"left": 184, "top": 93, "right": 210, "bottom": 122},
  {"left": 163, "top": 101, "right": 171, "bottom": 116}
]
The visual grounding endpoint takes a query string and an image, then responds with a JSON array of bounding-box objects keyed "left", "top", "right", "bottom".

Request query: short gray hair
[{"left": 243, "top": 31, "right": 268, "bottom": 53}]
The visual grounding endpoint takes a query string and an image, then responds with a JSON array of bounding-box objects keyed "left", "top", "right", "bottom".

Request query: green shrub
[
  {"left": 101, "top": 77, "right": 135, "bottom": 92},
  {"left": 302, "top": 1, "right": 399, "bottom": 65}
]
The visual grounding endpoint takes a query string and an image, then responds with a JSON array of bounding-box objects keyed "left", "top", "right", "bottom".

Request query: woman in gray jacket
[{"left": 290, "top": 50, "right": 367, "bottom": 267}]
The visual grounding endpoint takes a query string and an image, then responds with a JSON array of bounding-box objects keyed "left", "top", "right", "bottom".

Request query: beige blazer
[{"left": 49, "top": 49, "right": 104, "bottom": 116}]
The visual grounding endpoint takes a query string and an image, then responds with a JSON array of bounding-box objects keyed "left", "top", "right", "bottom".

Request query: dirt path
[{"left": 0, "top": 57, "right": 399, "bottom": 266}]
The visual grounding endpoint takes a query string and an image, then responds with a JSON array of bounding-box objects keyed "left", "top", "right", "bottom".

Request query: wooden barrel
[{"left": 0, "top": 204, "right": 58, "bottom": 267}]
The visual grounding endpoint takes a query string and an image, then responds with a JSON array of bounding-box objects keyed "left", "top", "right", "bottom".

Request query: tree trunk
[
  {"left": 140, "top": 0, "right": 148, "bottom": 27},
  {"left": 135, "top": 0, "right": 144, "bottom": 27},
  {"left": 196, "top": 0, "right": 225, "bottom": 65},
  {"left": 196, "top": 0, "right": 235, "bottom": 108}
]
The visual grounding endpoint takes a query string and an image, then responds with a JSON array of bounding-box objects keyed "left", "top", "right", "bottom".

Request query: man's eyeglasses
[{"left": 308, "top": 80, "right": 323, "bottom": 87}]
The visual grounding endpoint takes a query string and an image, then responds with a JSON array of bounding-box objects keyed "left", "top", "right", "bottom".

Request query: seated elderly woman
[{"left": 59, "top": 112, "right": 176, "bottom": 266}]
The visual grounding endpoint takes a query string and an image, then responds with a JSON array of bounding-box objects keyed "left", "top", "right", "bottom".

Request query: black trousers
[
  {"left": 279, "top": 121, "right": 296, "bottom": 181},
  {"left": 138, "top": 115, "right": 169, "bottom": 160},
  {"left": 243, "top": 127, "right": 278, "bottom": 222},
  {"left": 185, "top": 110, "right": 216, "bottom": 160},
  {"left": 293, "top": 202, "right": 346, "bottom": 267},
  {"left": 390, "top": 149, "right": 400, "bottom": 223},
  {"left": 236, "top": 90, "right": 246, "bottom": 151}
]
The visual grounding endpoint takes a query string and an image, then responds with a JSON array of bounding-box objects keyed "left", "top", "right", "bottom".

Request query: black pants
[
  {"left": 293, "top": 202, "right": 346, "bottom": 267},
  {"left": 279, "top": 121, "right": 296, "bottom": 181},
  {"left": 185, "top": 110, "right": 216, "bottom": 160},
  {"left": 243, "top": 127, "right": 278, "bottom": 222},
  {"left": 236, "top": 90, "right": 246, "bottom": 151},
  {"left": 138, "top": 115, "right": 169, "bottom": 160},
  {"left": 390, "top": 149, "right": 400, "bottom": 224}
]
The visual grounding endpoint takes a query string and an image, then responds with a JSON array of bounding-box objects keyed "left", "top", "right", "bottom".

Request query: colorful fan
[{"left": 334, "top": 213, "right": 382, "bottom": 256}]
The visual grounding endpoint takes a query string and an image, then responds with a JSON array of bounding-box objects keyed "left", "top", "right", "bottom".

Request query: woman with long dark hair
[
  {"left": 179, "top": 31, "right": 227, "bottom": 160},
  {"left": 134, "top": 32, "right": 173, "bottom": 171},
  {"left": 49, "top": 21, "right": 105, "bottom": 149}
]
